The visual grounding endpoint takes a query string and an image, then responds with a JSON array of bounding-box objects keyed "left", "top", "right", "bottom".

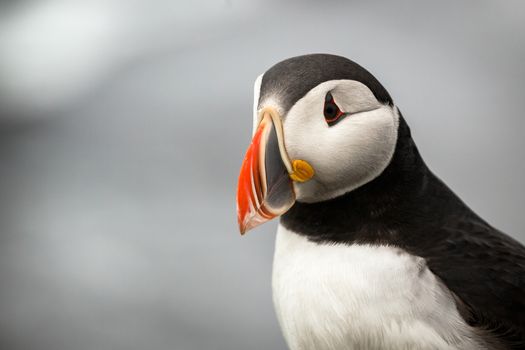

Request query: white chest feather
[{"left": 272, "top": 225, "right": 486, "bottom": 350}]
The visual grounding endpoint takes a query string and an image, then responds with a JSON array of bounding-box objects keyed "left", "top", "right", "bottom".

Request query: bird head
[{"left": 237, "top": 54, "right": 399, "bottom": 234}]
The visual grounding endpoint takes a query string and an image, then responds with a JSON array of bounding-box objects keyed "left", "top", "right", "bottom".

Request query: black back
[{"left": 281, "top": 112, "right": 525, "bottom": 348}]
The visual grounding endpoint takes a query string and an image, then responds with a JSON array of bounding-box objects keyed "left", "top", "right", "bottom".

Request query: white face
[{"left": 256, "top": 79, "right": 400, "bottom": 203}]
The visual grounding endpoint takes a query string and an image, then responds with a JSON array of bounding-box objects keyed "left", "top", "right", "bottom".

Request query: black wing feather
[{"left": 281, "top": 115, "right": 525, "bottom": 348}]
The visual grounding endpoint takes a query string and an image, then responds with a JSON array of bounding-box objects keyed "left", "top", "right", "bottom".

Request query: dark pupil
[{"left": 324, "top": 103, "right": 337, "bottom": 118}]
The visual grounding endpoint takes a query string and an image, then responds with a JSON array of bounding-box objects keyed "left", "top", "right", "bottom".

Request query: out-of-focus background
[{"left": 0, "top": 1, "right": 524, "bottom": 349}]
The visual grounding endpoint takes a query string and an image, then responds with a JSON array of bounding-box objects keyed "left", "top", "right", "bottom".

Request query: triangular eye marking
[
  {"left": 324, "top": 92, "right": 382, "bottom": 126},
  {"left": 324, "top": 92, "right": 347, "bottom": 126}
]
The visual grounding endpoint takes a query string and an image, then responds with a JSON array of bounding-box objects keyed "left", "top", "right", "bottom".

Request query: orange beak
[{"left": 236, "top": 108, "right": 296, "bottom": 234}]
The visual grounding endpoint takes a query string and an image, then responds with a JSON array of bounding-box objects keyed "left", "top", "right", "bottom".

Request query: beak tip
[
  {"left": 237, "top": 215, "right": 260, "bottom": 235},
  {"left": 237, "top": 212, "right": 247, "bottom": 235},
  {"left": 238, "top": 218, "right": 251, "bottom": 235}
]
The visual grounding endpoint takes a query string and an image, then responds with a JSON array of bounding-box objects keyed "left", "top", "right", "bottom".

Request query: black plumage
[
  {"left": 259, "top": 54, "right": 392, "bottom": 112},
  {"left": 281, "top": 114, "right": 525, "bottom": 348},
  {"left": 263, "top": 54, "right": 525, "bottom": 349}
]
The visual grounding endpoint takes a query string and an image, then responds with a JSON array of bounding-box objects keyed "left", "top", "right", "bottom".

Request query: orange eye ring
[{"left": 324, "top": 92, "right": 347, "bottom": 126}]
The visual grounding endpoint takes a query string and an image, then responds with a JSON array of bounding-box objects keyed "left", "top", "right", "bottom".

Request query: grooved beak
[{"left": 236, "top": 108, "right": 296, "bottom": 234}]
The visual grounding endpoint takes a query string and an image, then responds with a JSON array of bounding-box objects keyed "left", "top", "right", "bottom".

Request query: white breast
[{"left": 272, "top": 225, "right": 486, "bottom": 350}]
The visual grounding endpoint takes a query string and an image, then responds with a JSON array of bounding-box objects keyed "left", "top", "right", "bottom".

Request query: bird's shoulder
[{"left": 419, "top": 214, "right": 525, "bottom": 349}]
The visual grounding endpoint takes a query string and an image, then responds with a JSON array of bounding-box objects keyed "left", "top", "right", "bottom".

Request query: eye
[{"left": 324, "top": 92, "right": 346, "bottom": 126}]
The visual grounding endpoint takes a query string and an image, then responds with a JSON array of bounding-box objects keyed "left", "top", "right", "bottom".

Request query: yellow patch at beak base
[{"left": 290, "top": 159, "right": 315, "bottom": 182}]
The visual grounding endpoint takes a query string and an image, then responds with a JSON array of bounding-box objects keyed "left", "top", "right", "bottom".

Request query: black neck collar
[{"left": 280, "top": 114, "right": 463, "bottom": 245}]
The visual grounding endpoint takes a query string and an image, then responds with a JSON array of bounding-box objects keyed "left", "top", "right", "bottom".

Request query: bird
[{"left": 236, "top": 54, "right": 525, "bottom": 350}]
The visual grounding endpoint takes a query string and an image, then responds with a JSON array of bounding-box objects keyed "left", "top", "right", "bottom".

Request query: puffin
[{"left": 236, "top": 54, "right": 525, "bottom": 350}]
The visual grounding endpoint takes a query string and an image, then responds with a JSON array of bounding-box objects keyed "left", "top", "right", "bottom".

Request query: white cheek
[{"left": 284, "top": 104, "right": 399, "bottom": 202}]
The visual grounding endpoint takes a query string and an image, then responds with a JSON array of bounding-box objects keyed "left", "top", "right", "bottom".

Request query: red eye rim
[{"left": 324, "top": 92, "right": 347, "bottom": 126}]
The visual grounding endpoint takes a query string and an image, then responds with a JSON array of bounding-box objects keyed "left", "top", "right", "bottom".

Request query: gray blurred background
[{"left": 0, "top": 1, "right": 524, "bottom": 349}]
